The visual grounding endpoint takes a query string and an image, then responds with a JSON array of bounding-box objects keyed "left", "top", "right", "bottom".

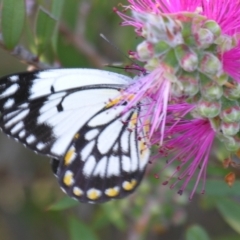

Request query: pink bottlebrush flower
[
  {"left": 152, "top": 116, "right": 215, "bottom": 200},
  {"left": 118, "top": 0, "right": 240, "bottom": 33},
  {"left": 114, "top": 0, "right": 240, "bottom": 198},
  {"left": 125, "top": 0, "right": 202, "bottom": 15},
  {"left": 116, "top": 0, "right": 240, "bottom": 82}
]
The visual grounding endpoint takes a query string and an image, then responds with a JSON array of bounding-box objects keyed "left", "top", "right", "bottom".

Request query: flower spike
[{"left": 115, "top": 0, "right": 240, "bottom": 198}]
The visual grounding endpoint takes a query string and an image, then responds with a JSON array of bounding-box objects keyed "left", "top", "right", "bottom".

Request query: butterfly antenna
[
  {"left": 100, "top": 33, "right": 135, "bottom": 63},
  {"left": 100, "top": 34, "right": 146, "bottom": 74}
]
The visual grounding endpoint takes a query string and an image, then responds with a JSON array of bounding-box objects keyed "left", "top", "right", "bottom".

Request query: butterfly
[{"left": 0, "top": 69, "right": 150, "bottom": 203}]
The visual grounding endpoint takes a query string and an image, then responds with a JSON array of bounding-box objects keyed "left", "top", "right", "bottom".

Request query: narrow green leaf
[
  {"left": 51, "top": 0, "right": 65, "bottom": 52},
  {"left": 35, "top": 8, "right": 57, "bottom": 55},
  {"left": 25, "top": 20, "right": 37, "bottom": 55},
  {"left": 62, "top": 0, "right": 79, "bottom": 30},
  {"left": 47, "top": 197, "right": 79, "bottom": 211},
  {"left": 185, "top": 225, "right": 210, "bottom": 240},
  {"left": 216, "top": 198, "right": 240, "bottom": 234},
  {"left": 68, "top": 216, "right": 99, "bottom": 240},
  {"left": 51, "top": 0, "right": 65, "bottom": 19},
  {"left": 1, "top": 0, "right": 25, "bottom": 49}
]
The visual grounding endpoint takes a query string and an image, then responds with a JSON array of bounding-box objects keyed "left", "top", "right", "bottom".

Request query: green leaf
[
  {"left": 216, "top": 198, "right": 240, "bottom": 234},
  {"left": 25, "top": 20, "right": 37, "bottom": 55},
  {"left": 1, "top": 0, "right": 25, "bottom": 49},
  {"left": 51, "top": 0, "right": 65, "bottom": 19},
  {"left": 68, "top": 216, "right": 99, "bottom": 240},
  {"left": 62, "top": 0, "right": 79, "bottom": 30},
  {"left": 51, "top": 0, "right": 64, "bottom": 52},
  {"left": 187, "top": 180, "right": 240, "bottom": 197},
  {"left": 205, "top": 180, "right": 240, "bottom": 196},
  {"left": 47, "top": 196, "right": 79, "bottom": 211},
  {"left": 185, "top": 225, "right": 210, "bottom": 240},
  {"left": 35, "top": 8, "right": 57, "bottom": 55}
]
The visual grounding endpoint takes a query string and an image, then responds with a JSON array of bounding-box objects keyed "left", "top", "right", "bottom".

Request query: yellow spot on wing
[
  {"left": 130, "top": 112, "right": 138, "bottom": 128},
  {"left": 105, "top": 94, "right": 135, "bottom": 108},
  {"left": 87, "top": 188, "right": 101, "bottom": 200},
  {"left": 139, "top": 140, "right": 147, "bottom": 158},
  {"left": 140, "top": 140, "right": 145, "bottom": 151},
  {"left": 139, "top": 118, "right": 150, "bottom": 159},
  {"left": 105, "top": 187, "right": 120, "bottom": 197},
  {"left": 144, "top": 119, "right": 150, "bottom": 135},
  {"left": 138, "top": 135, "right": 150, "bottom": 159},
  {"left": 105, "top": 96, "right": 122, "bottom": 108},
  {"left": 122, "top": 179, "right": 137, "bottom": 191},
  {"left": 74, "top": 133, "right": 80, "bottom": 139},
  {"left": 63, "top": 171, "right": 74, "bottom": 186},
  {"left": 125, "top": 93, "right": 135, "bottom": 101},
  {"left": 73, "top": 187, "right": 83, "bottom": 196},
  {"left": 64, "top": 147, "right": 76, "bottom": 166}
]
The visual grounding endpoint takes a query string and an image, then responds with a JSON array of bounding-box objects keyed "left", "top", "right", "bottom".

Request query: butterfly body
[{"left": 0, "top": 69, "right": 150, "bottom": 203}]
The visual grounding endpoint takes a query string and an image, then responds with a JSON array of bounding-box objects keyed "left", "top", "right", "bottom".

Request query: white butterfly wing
[
  {"left": 0, "top": 69, "right": 150, "bottom": 203},
  {"left": 0, "top": 69, "right": 130, "bottom": 157}
]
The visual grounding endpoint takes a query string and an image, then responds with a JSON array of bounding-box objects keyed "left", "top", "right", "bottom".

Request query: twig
[{"left": 0, "top": 34, "right": 54, "bottom": 70}]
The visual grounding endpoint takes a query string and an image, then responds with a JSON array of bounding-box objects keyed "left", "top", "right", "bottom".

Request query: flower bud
[
  {"left": 200, "top": 79, "right": 223, "bottom": 100},
  {"left": 221, "top": 122, "right": 240, "bottom": 136},
  {"left": 138, "top": 13, "right": 183, "bottom": 45},
  {"left": 197, "top": 100, "right": 221, "bottom": 118},
  {"left": 144, "top": 57, "right": 161, "bottom": 71},
  {"left": 173, "top": 73, "right": 199, "bottom": 97},
  {"left": 175, "top": 44, "right": 198, "bottom": 72},
  {"left": 221, "top": 107, "right": 240, "bottom": 122},
  {"left": 203, "top": 20, "right": 221, "bottom": 38},
  {"left": 214, "top": 73, "right": 228, "bottom": 86},
  {"left": 199, "top": 53, "right": 222, "bottom": 75},
  {"left": 223, "top": 135, "right": 240, "bottom": 152},
  {"left": 221, "top": 99, "right": 240, "bottom": 122},
  {"left": 136, "top": 41, "right": 153, "bottom": 61},
  {"left": 215, "top": 35, "right": 236, "bottom": 52},
  {"left": 195, "top": 28, "right": 214, "bottom": 49},
  {"left": 224, "top": 82, "right": 240, "bottom": 100}
]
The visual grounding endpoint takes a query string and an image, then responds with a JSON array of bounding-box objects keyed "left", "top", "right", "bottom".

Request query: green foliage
[
  {"left": 1, "top": 0, "right": 25, "bottom": 49},
  {"left": 47, "top": 196, "right": 79, "bottom": 211},
  {"left": 35, "top": 8, "right": 57, "bottom": 55},
  {"left": 217, "top": 198, "right": 240, "bottom": 234},
  {"left": 51, "top": 0, "right": 65, "bottom": 19},
  {"left": 68, "top": 216, "right": 99, "bottom": 240},
  {"left": 185, "top": 225, "right": 210, "bottom": 240}
]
